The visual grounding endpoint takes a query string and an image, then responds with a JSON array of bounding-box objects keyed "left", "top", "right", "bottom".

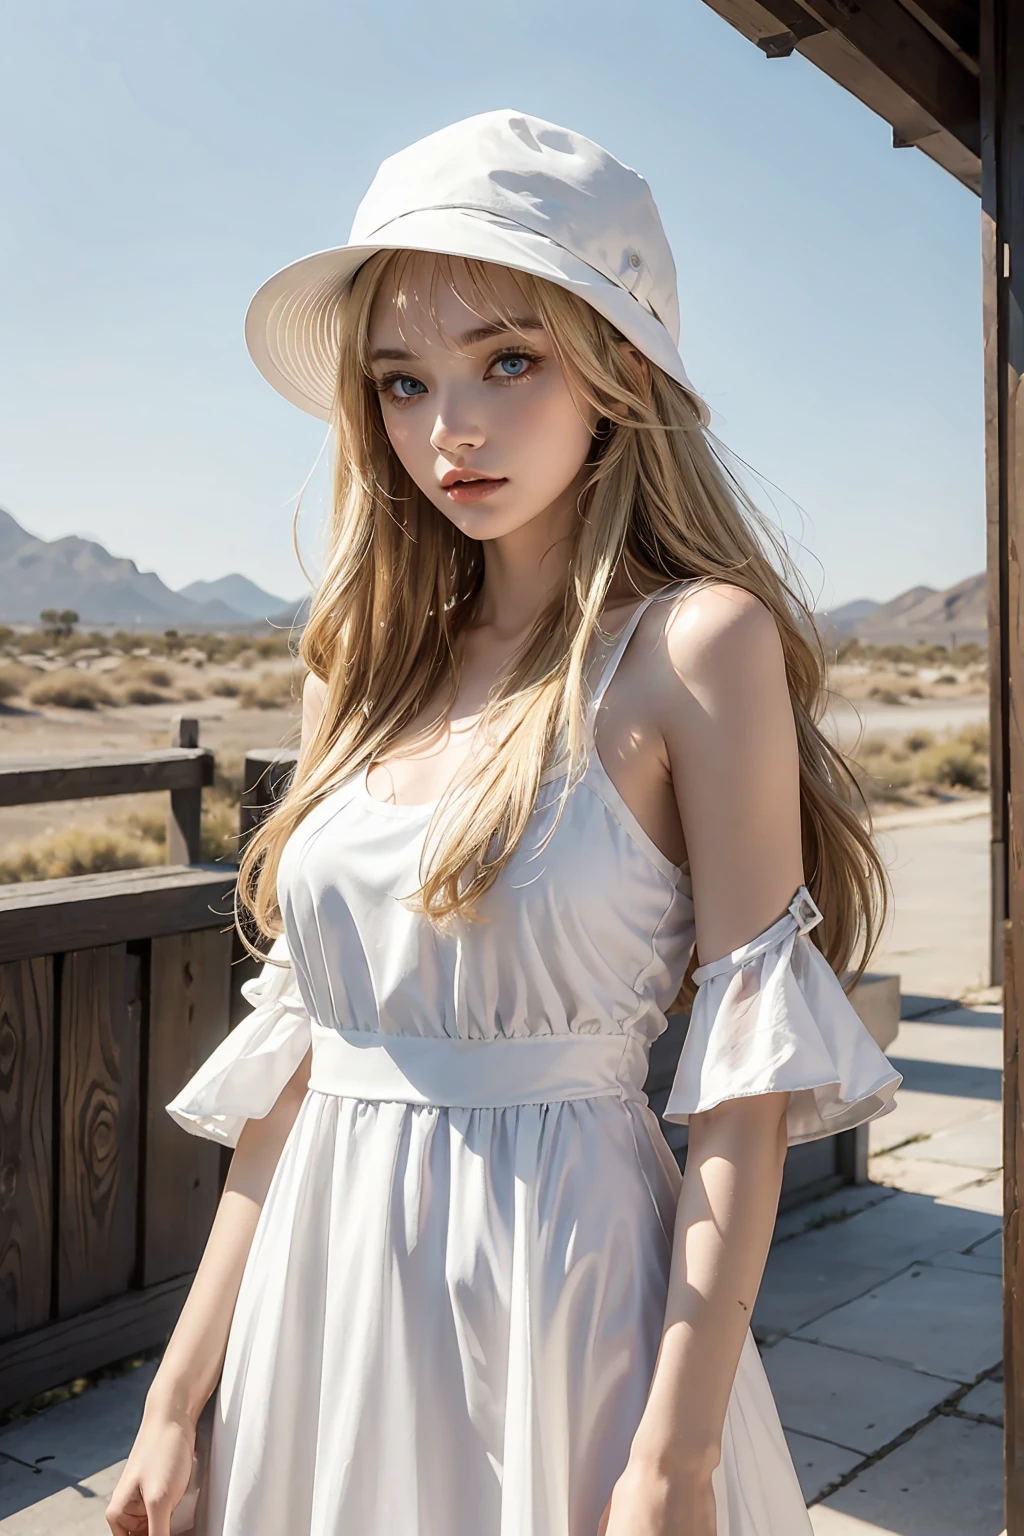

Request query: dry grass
[
  {"left": 0, "top": 789, "right": 243, "bottom": 884},
  {"left": 0, "top": 662, "right": 35, "bottom": 702},
  {"left": 238, "top": 671, "right": 298, "bottom": 711},
  {"left": 850, "top": 723, "right": 989, "bottom": 804},
  {"left": 26, "top": 670, "right": 117, "bottom": 710}
]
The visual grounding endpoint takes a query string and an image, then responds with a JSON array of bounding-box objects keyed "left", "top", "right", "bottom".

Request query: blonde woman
[{"left": 107, "top": 111, "right": 902, "bottom": 1536}]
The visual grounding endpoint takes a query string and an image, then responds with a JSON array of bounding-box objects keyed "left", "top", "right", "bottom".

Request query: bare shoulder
[
  {"left": 662, "top": 581, "right": 781, "bottom": 675},
  {"left": 630, "top": 580, "right": 784, "bottom": 708}
]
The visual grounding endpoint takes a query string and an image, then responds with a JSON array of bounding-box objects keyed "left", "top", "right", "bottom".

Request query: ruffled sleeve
[
  {"left": 663, "top": 886, "right": 902, "bottom": 1146},
  {"left": 165, "top": 934, "right": 312, "bottom": 1147}
]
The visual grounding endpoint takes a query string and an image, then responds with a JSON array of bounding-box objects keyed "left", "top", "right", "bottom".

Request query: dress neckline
[{"left": 356, "top": 580, "right": 700, "bottom": 882}]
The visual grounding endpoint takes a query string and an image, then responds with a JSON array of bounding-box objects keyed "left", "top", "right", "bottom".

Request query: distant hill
[
  {"left": 0, "top": 507, "right": 300, "bottom": 629},
  {"left": 178, "top": 574, "right": 294, "bottom": 621},
  {"left": 816, "top": 573, "right": 987, "bottom": 648}
]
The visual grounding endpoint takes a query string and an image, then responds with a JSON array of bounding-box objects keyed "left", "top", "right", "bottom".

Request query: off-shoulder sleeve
[
  {"left": 663, "top": 886, "right": 902, "bottom": 1146},
  {"left": 165, "top": 934, "right": 312, "bottom": 1147}
]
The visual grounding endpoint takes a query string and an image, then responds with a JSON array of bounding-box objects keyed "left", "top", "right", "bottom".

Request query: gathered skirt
[{"left": 193, "top": 1087, "right": 811, "bottom": 1536}]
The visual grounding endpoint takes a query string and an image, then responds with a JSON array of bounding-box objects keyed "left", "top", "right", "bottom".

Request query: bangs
[{"left": 356, "top": 251, "right": 544, "bottom": 375}]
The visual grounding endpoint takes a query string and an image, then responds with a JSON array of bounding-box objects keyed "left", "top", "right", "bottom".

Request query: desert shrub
[
  {"left": 28, "top": 670, "right": 116, "bottom": 710},
  {"left": 851, "top": 752, "right": 915, "bottom": 803},
  {"left": 238, "top": 671, "right": 296, "bottom": 710},
  {"left": 120, "top": 683, "right": 169, "bottom": 705},
  {"left": 0, "top": 823, "right": 164, "bottom": 883},
  {"left": 868, "top": 686, "right": 905, "bottom": 706},
  {"left": 179, "top": 685, "right": 203, "bottom": 702},
  {"left": 207, "top": 677, "right": 240, "bottom": 698},
  {"left": 906, "top": 686, "right": 924, "bottom": 699},
  {"left": 0, "top": 662, "right": 35, "bottom": 701},
  {"left": 914, "top": 740, "right": 988, "bottom": 792},
  {"left": 139, "top": 664, "right": 172, "bottom": 688},
  {"left": 202, "top": 793, "right": 241, "bottom": 863},
  {"left": 936, "top": 673, "right": 958, "bottom": 685},
  {"left": 957, "top": 722, "right": 989, "bottom": 755},
  {"left": 904, "top": 729, "right": 935, "bottom": 753}
]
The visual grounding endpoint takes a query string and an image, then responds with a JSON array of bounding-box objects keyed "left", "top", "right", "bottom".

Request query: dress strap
[{"left": 585, "top": 578, "right": 703, "bottom": 736}]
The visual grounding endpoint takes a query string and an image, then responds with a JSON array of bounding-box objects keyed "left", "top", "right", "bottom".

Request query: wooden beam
[
  {"left": 981, "top": 0, "right": 1024, "bottom": 1525},
  {"left": 0, "top": 866, "right": 237, "bottom": 963},
  {"left": 897, "top": 0, "right": 980, "bottom": 65},
  {"left": 699, "top": 0, "right": 981, "bottom": 191},
  {"left": 0, "top": 748, "right": 213, "bottom": 808},
  {"left": 0, "top": 1274, "right": 192, "bottom": 1412},
  {"left": 783, "top": 0, "right": 980, "bottom": 152}
]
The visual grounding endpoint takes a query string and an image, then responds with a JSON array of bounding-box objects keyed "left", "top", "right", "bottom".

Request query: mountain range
[
  {"left": 815, "top": 572, "right": 987, "bottom": 647},
  {"left": 0, "top": 508, "right": 300, "bottom": 628},
  {"left": 0, "top": 505, "right": 988, "bottom": 644}
]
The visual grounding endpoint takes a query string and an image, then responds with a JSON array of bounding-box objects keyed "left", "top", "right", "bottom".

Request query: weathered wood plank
[
  {"left": 0, "top": 959, "right": 53, "bottom": 1340},
  {"left": 698, "top": 0, "right": 981, "bottom": 190},
  {"left": 239, "top": 749, "right": 298, "bottom": 851},
  {"left": 0, "top": 1274, "right": 192, "bottom": 1413},
  {"left": 166, "top": 718, "right": 204, "bottom": 865},
  {"left": 144, "top": 929, "right": 232, "bottom": 1286},
  {"left": 58, "top": 946, "right": 140, "bottom": 1317},
  {"left": 0, "top": 865, "right": 236, "bottom": 963},
  {"left": 982, "top": 1, "right": 1024, "bottom": 1526},
  {"left": 0, "top": 748, "right": 213, "bottom": 808}
]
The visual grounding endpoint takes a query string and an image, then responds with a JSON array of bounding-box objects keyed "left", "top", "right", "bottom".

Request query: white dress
[{"left": 167, "top": 580, "right": 903, "bottom": 1536}]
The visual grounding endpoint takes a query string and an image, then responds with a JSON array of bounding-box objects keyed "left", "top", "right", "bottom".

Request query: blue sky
[{"left": 0, "top": 0, "right": 983, "bottom": 609}]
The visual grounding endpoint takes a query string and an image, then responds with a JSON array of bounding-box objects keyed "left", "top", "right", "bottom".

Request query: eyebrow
[{"left": 370, "top": 316, "right": 543, "bottom": 363}]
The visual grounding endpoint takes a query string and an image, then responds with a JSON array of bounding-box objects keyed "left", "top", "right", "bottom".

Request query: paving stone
[
  {"left": 867, "top": 1153, "right": 987, "bottom": 1197},
  {"left": 793, "top": 1263, "right": 1001, "bottom": 1383},
  {"left": 888, "top": 1016, "right": 1003, "bottom": 1068},
  {"left": 972, "top": 1232, "right": 1003, "bottom": 1266},
  {"left": 925, "top": 1246, "right": 1001, "bottom": 1279},
  {"left": 936, "top": 1171, "right": 1001, "bottom": 1215},
  {"left": 761, "top": 1336, "right": 957, "bottom": 1455},
  {"left": 754, "top": 1189, "right": 999, "bottom": 1340},
  {"left": 868, "top": 1090, "right": 997, "bottom": 1156},
  {"left": 0, "top": 1459, "right": 123, "bottom": 1533},
  {"left": 771, "top": 1183, "right": 895, "bottom": 1246},
  {"left": 897, "top": 1109, "right": 1002, "bottom": 1170},
  {"left": 783, "top": 1430, "right": 864, "bottom": 1505},
  {"left": 810, "top": 1414, "right": 1004, "bottom": 1535},
  {"left": 958, "top": 1376, "right": 1003, "bottom": 1423},
  {"left": 0, "top": 1364, "right": 154, "bottom": 1482}
]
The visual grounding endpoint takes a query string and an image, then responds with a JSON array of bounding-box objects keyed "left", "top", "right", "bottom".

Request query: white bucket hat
[{"left": 245, "top": 109, "right": 711, "bottom": 427}]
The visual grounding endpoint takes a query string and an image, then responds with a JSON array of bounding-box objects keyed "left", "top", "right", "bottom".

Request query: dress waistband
[{"left": 308, "top": 1028, "right": 652, "bottom": 1110}]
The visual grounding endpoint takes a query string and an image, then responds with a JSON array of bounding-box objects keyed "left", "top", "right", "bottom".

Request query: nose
[{"left": 429, "top": 391, "right": 485, "bottom": 455}]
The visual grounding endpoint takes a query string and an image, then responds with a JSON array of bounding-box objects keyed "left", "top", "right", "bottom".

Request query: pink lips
[{"left": 441, "top": 475, "right": 507, "bottom": 504}]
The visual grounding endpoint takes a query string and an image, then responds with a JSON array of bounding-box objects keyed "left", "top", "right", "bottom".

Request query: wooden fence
[
  {"left": 0, "top": 722, "right": 299, "bottom": 1412},
  {"left": 0, "top": 726, "right": 892, "bottom": 1411}
]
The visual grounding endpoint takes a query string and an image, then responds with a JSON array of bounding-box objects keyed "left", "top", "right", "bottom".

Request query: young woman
[{"left": 107, "top": 110, "right": 902, "bottom": 1536}]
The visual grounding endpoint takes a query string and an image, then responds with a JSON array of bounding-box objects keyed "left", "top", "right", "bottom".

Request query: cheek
[
  {"left": 379, "top": 407, "right": 430, "bottom": 472},
  {"left": 512, "top": 380, "right": 594, "bottom": 476}
]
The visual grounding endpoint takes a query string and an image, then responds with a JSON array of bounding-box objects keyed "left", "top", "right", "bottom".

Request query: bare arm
[
  {"left": 602, "top": 586, "right": 800, "bottom": 1534},
  {"left": 107, "top": 671, "right": 326, "bottom": 1535}
]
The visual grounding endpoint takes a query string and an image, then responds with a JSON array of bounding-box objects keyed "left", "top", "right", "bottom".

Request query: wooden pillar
[
  {"left": 167, "top": 716, "right": 203, "bottom": 865},
  {"left": 982, "top": 0, "right": 1024, "bottom": 1526}
]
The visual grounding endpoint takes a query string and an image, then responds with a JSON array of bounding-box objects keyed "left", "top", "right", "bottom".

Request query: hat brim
[{"left": 244, "top": 208, "right": 711, "bottom": 427}]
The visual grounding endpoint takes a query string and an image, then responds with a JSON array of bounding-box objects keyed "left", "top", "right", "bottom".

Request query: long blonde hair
[{"left": 238, "top": 251, "right": 888, "bottom": 1005}]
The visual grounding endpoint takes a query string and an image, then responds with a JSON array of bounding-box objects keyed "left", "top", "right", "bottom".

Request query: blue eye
[
  {"left": 390, "top": 376, "right": 427, "bottom": 399},
  {"left": 495, "top": 356, "right": 529, "bottom": 377}
]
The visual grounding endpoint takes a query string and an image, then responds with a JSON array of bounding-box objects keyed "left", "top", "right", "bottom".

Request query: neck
[{"left": 473, "top": 477, "right": 583, "bottom": 638}]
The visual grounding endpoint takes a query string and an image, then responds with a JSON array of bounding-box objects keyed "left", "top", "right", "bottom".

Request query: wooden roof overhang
[{"left": 699, "top": 0, "right": 981, "bottom": 193}]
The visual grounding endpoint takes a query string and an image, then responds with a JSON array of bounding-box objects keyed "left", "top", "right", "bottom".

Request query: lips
[{"left": 439, "top": 469, "right": 508, "bottom": 504}]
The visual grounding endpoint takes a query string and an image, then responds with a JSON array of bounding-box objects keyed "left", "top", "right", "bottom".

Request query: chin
[{"left": 434, "top": 498, "right": 545, "bottom": 541}]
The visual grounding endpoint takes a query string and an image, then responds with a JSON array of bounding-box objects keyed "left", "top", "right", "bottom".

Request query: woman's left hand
[{"left": 597, "top": 1454, "right": 717, "bottom": 1536}]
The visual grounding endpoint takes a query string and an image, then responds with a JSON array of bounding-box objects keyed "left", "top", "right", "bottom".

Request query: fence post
[
  {"left": 167, "top": 717, "right": 203, "bottom": 865},
  {"left": 238, "top": 749, "right": 298, "bottom": 854}
]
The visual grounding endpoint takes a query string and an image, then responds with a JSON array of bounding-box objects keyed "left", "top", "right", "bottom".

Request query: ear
[{"left": 615, "top": 339, "right": 652, "bottom": 392}]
